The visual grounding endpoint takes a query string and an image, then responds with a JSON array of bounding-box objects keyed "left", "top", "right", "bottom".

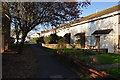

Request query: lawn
[
  {"left": 102, "top": 67, "right": 120, "bottom": 79},
  {"left": 45, "top": 47, "right": 120, "bottom": 79},
  {"left": 62, "top": 48, "right": 120, "bottom": 65},
  {"left": 94, "top": 53, "right": 120, "bottom": 65},
  {"left": 76, "top": 53, "right": 120, "bottom": 65},
  {"left": 45, "top": 47, "right": 120, "bottom": 65}
]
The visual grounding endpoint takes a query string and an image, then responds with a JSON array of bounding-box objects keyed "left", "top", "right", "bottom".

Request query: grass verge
[
  {"left": 45, "top": 47, "right": 120, "bottom": 65},
  {"left": 9, "top": 43, "right": 30, "bottom": 49},
  {"left": 102, "top": 67, "right": 120, "bottom": 79}
]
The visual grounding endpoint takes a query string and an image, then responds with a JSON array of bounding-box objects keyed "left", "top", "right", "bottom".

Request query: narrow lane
[{"left": 31, "top": 44, "right": 80, "bottom": 79}]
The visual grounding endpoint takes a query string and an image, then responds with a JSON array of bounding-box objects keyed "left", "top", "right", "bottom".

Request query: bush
[
  {"left": 49, "top": 33, "right": 62, "bottom": 44},
  {"left": 43, "top": 33, "right": 64, "bottom": 44},
  {"left": 74, "top": 39, "right": 81, "bottom": 44},
  {"left": 58, "top": 36, "right": 63, "bottom": 40},
  {"left": 57, "top": 38, "right": 68, "bottom": 54},
  {"left": 33, "top": 37, "right": 39, "bottom": 43},
  {"left": 38, "top": 36, "right": 45, "bottom": 43},
  {"left": 44, "top": 33, "right": 63, "bottom": 44},
  {"left": 44, "top": 36, "right": 52, "bottom": 44},
  {"left": 64, "top": 33, "right": 71, "bottom": 44}
]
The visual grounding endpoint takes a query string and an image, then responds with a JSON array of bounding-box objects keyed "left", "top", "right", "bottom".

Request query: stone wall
[{"left": 42, "top": 44, "right": 81, "bottom": 49}]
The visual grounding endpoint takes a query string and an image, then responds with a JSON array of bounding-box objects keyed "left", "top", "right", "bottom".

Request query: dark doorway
[
  {"left": 95, "top": 36, "right": 100, "bottom": 49},
  {"left": 74, "top": 33, "right": 85, "bottom": 48},
  {"left": 80, "top": 33, "right": 85, "bottom": 48},
  {"left": 118, "top": 35, "right": 120, "bottom": 49}
]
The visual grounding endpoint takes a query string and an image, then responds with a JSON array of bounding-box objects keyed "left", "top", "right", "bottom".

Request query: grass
[
  {"left": 45, "top": 47, "right": 120, "bottom": 65},
  {"left": 74, "top": 53, "right": 120, "bottom": 65},
  {"left": 9, "top": 43, "right": 30, "bottom": 49},
  {"left": 63, "top": 49, "right": 120, "bottom": 65},
  {"left": 102, "top": 67, "right": 120, "bottom": 79},
  {"left": 63, "top": 48, "right": 82, "bottom": 53},
  {"left": 44, "top": 47, "right": 120, "bottom": 79},
  {"left": 94, "top": 53, "right": 120, "bottom": 65}
]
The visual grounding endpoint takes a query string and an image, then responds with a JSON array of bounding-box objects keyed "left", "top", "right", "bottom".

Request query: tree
[
  {"left": 49, "top": 33, "right": 59, "bottom": 44},
  {"left": 2, "top": 2, "right": 90, "bottom": 53},
  {"left": 11, "top": 19, "right": 22, "bottom": 45}
]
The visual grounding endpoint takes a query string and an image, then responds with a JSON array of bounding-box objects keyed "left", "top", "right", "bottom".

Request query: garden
[
  {"left": 34, "top": 34, "right": 120, "bottom": 79},
  {"left": 44, "top": 47, "right": 120, "bottom": 79}
]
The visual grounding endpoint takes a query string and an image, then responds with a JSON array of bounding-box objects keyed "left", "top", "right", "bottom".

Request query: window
[{"left": 88, "top": 36, "right": 96, "bottom": 47}]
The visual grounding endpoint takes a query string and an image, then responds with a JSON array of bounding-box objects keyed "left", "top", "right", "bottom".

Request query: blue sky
[{"left": 80, "top": 2, "right": 119, "bottom": 17}]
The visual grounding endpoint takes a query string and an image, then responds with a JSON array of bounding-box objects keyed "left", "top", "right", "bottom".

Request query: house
[
  {"left": 28, "top": 33, "right": 40, "bottom": 39},
  {"left": 40, "top": 4, "right": 120, "bottom": 53},
  {"left": 0, "top": 12, "right": 11, "bottom": 53}
]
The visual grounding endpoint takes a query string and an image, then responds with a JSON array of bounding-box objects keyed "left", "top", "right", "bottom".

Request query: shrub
[
  {"left": 43, "top": 33, "right": 64, "bottom": 44},
  {"left": 44, "top": 33, "right": 63, "bottom": 44},
  {"left": 58, "top": 36, "right": 63, "bottom": 40},
  {"left": 38, "top": 36, "right": 45, "bottom": 43},
  {"left": 74, "top": 39, "right": 81, "bottom": 44},
  {"left": 49, "top": 33, "right": 60, "bottom": 44},
  {"left": 33, "top": 37, "right": 39, "bottom": 43},
  {"left": 57, "top": 38, "right": 68, "bottom": 54},
  {"left": 64, "top": 33, "right": 71, "bottom": 44},
  {"left": 44, "top": 36, "right": 52, "bottom": 44}
]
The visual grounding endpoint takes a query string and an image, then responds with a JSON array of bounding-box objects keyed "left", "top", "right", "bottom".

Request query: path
[{"left": 31, "top": 44, "right": 80, "bottom": 79}]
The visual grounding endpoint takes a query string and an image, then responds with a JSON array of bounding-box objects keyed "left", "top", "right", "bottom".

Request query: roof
[
  {"left": 41, "top": 4, "right": 120, "bottom": 34},
  {"left": 92, "top": 29, "right": 113, "bottom": 35},
  {"left": 74, "top": 32, "right": 85, "bottom": 36}
]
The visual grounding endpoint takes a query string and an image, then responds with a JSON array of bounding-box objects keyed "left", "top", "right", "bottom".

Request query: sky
[
  {"left": 80, "top": 2, "right": 119, "bottom": 17},
  {"left": 28, "top": 2, "right": 119, "bottom": 35}
]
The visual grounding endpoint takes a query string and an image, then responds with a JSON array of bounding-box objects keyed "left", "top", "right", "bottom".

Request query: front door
[
  {"left": 80, "top": 33, "right": 85, "bottom": 48},
  {"left": 95, "top": 36, "right": 100, "bottom": 49}
]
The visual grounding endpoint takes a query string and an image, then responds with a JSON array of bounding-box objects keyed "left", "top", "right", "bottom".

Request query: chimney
[{"left": 96, "top": 8, "right": 98, "bottom": 13}]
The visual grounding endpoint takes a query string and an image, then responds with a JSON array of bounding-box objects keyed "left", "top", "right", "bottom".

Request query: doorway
[
  {"left": 80, "top": 33, "right": 85, "bottom": 48},
  {"left": 95, "top": 36, "right": 100, "bottom": 49}
]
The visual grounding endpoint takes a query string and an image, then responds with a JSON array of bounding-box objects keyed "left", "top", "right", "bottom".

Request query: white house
[
  {"left": 29, "top": 33, "right": 40, "bottom": 39},
  {"left": 40, "top": 4, "right": 120, "bottom": 53}
]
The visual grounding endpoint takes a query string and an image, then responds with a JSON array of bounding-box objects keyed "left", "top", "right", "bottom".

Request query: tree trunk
[
  {"left": 17, "top": 33, "right": 27, "bottom": 54},
  {"left": 16, "top": 31, "right": 21, "bottom": 46},
  {"left": 16, "top": 35, "right": 19, "bottom": 46}
]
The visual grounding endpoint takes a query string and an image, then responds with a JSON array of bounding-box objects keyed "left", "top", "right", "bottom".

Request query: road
[{"left": 31, "top": 44, "right": 80, "bottom": 79}]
